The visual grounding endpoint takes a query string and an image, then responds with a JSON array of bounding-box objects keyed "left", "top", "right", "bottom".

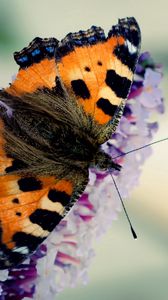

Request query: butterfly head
[{"left": 90, "top": 149, "right": 121, "bottom": 172}]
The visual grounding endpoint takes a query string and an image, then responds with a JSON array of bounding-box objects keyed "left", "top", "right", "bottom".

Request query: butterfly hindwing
[{"left": 0, "top": 172, "right": 88, "bottom": 269}]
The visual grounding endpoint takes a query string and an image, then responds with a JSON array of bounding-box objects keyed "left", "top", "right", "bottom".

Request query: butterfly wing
[
  {"left": 0, "top": 178, "right": 88, "bottom": 269},
  {"left": 0, "top": 180, "right": 89, "bottom": 269},
  {"left": 56, "top": 17, "right": 141, "bottom": 142}
]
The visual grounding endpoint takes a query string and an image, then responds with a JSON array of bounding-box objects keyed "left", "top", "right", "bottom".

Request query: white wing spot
[
  {"left": 126, "top": 39, "right": 137, "bottom": 54},
  {"left": 12, "top": 246, "right": 29, "bottom": 255}
]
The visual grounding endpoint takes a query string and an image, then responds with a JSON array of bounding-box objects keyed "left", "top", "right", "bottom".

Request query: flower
[
  {"left": 137, "top": 68, "right": 163, "bottom": 109},
  {"left": 0, "top": 52, "right": 164, "bottom": 299}
]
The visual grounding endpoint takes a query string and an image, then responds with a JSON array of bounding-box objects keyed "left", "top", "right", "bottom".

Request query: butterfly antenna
[
  {"left": 109, "top": 172, "right": 137, "bottom": 239},
  {"left": 112, "top": 137, "right": 168, "bottom": 159},
  {"left": 108, "top": 137, "right": 168, "bottom": 238}
]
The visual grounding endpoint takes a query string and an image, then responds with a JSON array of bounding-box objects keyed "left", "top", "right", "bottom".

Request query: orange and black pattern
[
  {"left": 56, "top": 17, "right": 141, "bottom": 125},
  {"left": 0, "top": 17, "right": 141, "bottom": 269}
]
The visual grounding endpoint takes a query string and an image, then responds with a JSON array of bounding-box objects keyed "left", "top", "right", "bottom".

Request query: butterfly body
[{"left": 0, "top": 17, "right": 141, "bottom": 269}]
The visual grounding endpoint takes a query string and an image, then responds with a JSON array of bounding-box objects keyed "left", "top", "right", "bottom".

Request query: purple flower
[{"left": 137, "top": 68, "right": 163, "bottom": 109}]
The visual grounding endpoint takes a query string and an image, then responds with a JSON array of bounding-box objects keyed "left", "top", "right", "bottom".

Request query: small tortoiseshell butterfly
[{"left": 0, "top": 17, "right": 141, "bottom": 269}]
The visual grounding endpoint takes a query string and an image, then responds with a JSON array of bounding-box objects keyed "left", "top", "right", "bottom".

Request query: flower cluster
[{"left": 0, "top": 52, "right": 164, "bottom": 300}]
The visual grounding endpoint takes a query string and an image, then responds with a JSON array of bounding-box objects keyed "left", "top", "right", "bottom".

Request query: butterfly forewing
[{"left": 56, "top": 17, "right": 141, "bottom": 140}]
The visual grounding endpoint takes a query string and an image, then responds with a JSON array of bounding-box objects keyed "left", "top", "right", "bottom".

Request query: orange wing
[
  {"left": 56, "top": 17, "right": 141, "bottom": 125},
  {"left": 5, "top": 37, "right": 59, "bottom": 96},
  {"left": 0, "top": 176, "right": 74, "bottom": 269}
]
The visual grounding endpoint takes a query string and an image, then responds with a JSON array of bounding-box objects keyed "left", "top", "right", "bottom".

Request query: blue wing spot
[
  {"left": 88, "top": 36, "right": 96, "bottom": 43},
  {"left": 31, "top": 49, "right": 41, "bottom": 56},
  {"left": 73, "top": 40, "right": 83, "bottom": 46},
  {"left": 17, "top": 56, "right": 28, "bottom": 63},
  {"left": 45, "top": 46, "right": 54, "bottom": 53}
]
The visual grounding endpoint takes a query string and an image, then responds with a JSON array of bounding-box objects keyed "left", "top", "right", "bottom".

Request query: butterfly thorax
[{"left": 52, "top": 128, "right": 121, "bottom": 172}]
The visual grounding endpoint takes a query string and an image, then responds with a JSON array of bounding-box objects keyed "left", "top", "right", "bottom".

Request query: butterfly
[{"left": 0, "top": 17, "right": 141, "bottom": 269}]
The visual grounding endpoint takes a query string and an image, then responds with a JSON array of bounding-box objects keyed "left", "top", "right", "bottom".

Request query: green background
[{"left": 0, "top": 1, "right": 168, "bottom": 299}]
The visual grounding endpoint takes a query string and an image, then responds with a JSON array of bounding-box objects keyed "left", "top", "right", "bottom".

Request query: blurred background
[{"left": 0, "top": 0, "right": 168, "bottom": 299}]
